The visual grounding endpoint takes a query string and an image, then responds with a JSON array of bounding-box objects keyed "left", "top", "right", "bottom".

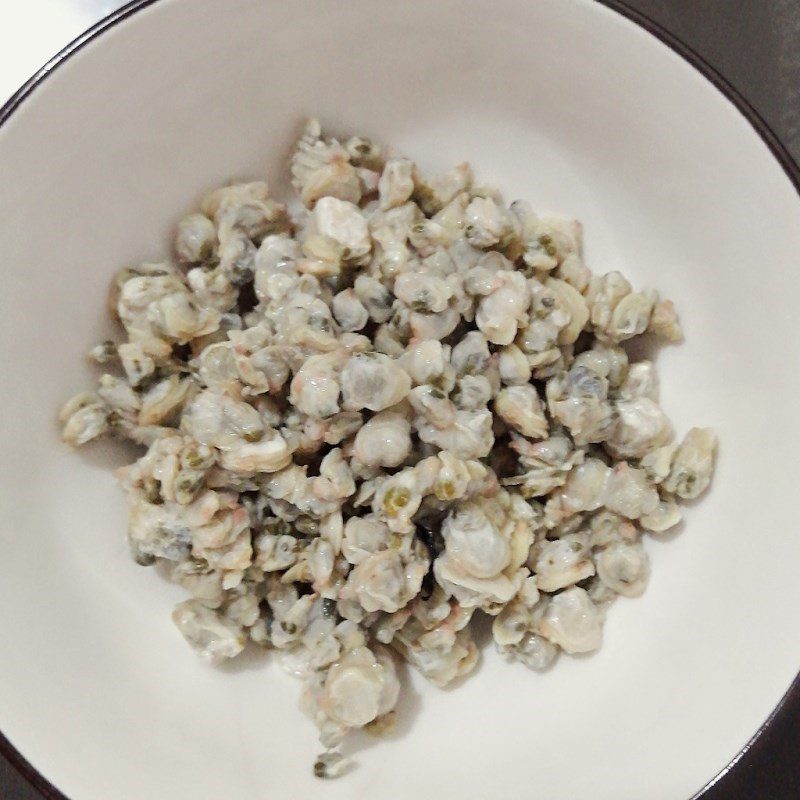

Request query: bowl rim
[{"left": 1, "top": 1, "right": 799, "bottom": 798}]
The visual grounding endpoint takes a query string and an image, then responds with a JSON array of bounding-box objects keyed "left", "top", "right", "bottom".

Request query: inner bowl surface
[{"left": 1, "top": 1, "right": 800, "bottom": 799}]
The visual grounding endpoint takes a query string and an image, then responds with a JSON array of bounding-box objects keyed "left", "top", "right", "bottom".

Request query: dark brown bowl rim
[{"left": 1, "top": 1, "right": 798, "bottom": 798}]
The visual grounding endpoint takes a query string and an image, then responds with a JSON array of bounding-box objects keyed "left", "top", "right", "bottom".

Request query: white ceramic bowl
[{"left": 2, "top": 1, "right": 800, "bottom": 798}]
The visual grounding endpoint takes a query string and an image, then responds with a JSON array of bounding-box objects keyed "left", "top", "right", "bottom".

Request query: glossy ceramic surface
[{"left": 2, "top": 1, "right": 800, "bottom": 798}]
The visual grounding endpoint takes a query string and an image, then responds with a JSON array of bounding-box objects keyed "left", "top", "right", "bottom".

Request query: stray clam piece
[{"left": 60, "top": 118, "right": 716, "bottom": 776}]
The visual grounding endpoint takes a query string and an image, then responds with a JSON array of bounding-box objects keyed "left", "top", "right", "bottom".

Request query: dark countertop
[{"left": 2, "top": 1, "right": 799, "bottom": 797}]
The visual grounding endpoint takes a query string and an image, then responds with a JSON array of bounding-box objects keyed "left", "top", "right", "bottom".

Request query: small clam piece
[
  {"left": 413, "top": 162, "right": 472, "bottom": 215},
  {"left": 606, "top": 397, "right": 672, "bottom": 459},
  {"left": 195, "top": 342, "right": 239, "bottom": 390},
  {"left": 510, "top": 199, "right": 537, "bottom": 239},
  {"left": 545, "top": 277, "right": 589, "bottom": 345},
  {"left": 353, "top": 275, "right": 394, "bottom": 323},
  {"left": 290, "top": 118, "right": 361, "bottom": 207},
  {"left": 464, "top": 196, "right": 515, "bottom": 248},
  {"left": 587, "top": 271, "right": 632, "bottom": 332},
  {"left": 648, "top": 298, "right": 683, "bottom": 342},
  {"left": 341, "top": 353, "right": 411, "bottom": 412},
  {"left": 465, "top": 265, "right": 501, "bottom": 298},
  {"left": 433, "top": 450, "right": 472, "bottom": 501},
  {"left": 175, "top": 213, "right": 217, "bottom": 264},
  {"left": 357, "top": 168, "right": 380, "bottom": 196},
  {"left": 596, "top": 541, "right": 650, "bottom": 597},
  {"left": 451, "top": 331, "right": 491, "bottom": 376},
  {"left": 371, "top": 247, "right": 412, "bottom": 286},
  {"left": 212, "top": 227, "right": 256, "bottom": 286},
  {"left": 318, "top": 511, "right": 344, "bottom": 555},
  {"left": 521, "top": 279, "right": 569, "bottom": 355},
  {"left": 307, "top": 538, "right": 336, "bottom": 591},
  {"left": 640, "top": 496, "right": 682, "bottom": 532},
  {"left": 409, "top": 307, "right": 461, "bottom": 341},
  {"left": 320, "top": 645, "right": 400, "bottom": 728},
  {"left": 557, "top": 253, "right": 592, "bottom": 293},
  {"left": 663, "top": 427, "right": 717, "bottom": 499},
  {"left": 476, "top": 271, "right": 530, "bottom": 345},
  {"left": 409, "top": 220, "right": 447, "bottom": 260},
  {"left": 492, "top": 577, "right": 540, "bottom": 647},
  {"left": 98, "top": 374, "right": 141, "bottom": 416},
  {"left": 504, "top": 433, "right": 583, "bottom": 498},
  {"left": 289, "top": 355, "right": 342, "bottom": 419},
  {"left": 441, "top": 501, "right": 511, "bottom": 580},
  {"left": 59, "top": 392, "right": 109, "bottom": 446},
  {"left": 332, "top": 289, "right": 369, "bottom": 332},
  {"left": 604, "top": 463, "right": 659, "bottom": 519},
  {"left": 255, "top": 531, "right": 299, "bottom": 571},
  {"left": 344, "top": 549, "right": 424, "bottom": 613},
  {"left": 588, "top": 510, "right": 638, "bottom": 548},
  {"left": 554, "top": 458, "right": 611, "bottom": 517},
  {"left": 432, "top": 497, "right": 531, "bottom": 611},
  {"left": 537, "top": 587, "right": 603, "bottom": 654},
  {"left": 313, "top": 196, "right": 372, "bottom": 264},
  {"left": 432, "top": 193, "right": 470, "bottom": 246},
  {"left": 254, "top": 233, "right": 301, "bottom": 302},
  {"left": 182, "top": 389, "right": 264, "bottom": 449},
  {"left": 494, "top": 385, "right": 548, "bottom": 439},
  {"left": 392, "top": 597, "right": 479, "bottom": 686},
  {"left": 353, "top": 411, "right": 412, "bottom": 468},
  {"left": 88, "top": 340, "right": 118, "bottom": 364},
  {"left": 314, "top": 751, "right": 350, "bottom": 780},
  {"left": 452, "top": 375, "right": 493, "bottom": 412},
  {"left": 524, "top": 216, "right": 582, "bottom": 271},
  {"left": 342, "top": 516, "right": 392, "bottom": 565},
  {"left": 512, "top": 632, "right": 558, "bottom": 670},
  {"left": 605, "top": 290, "right": 657, "bottom": 342},
  {"left": 618, "top": 361, "right": 658, "bottom": 401},
  {"left": 534, "top": 533, "right": 595, "bottom": 592},
  {"left": 122, "top": 273, "right": 221, "bottom": 344},
  {"left": 498, "top": 344, "right": 532, "bottom": 386},
  {"left": 546, "top": 363, "right": 616, "bottom": 446},
  {"left": 399, "top": 340, "right": 453, "bottom": 388},
  {"left": 378, "top": 158, "right": 415, "bottom": 210},
  {"left": 201, "top": 180, "right": 282, "bottom": 240},
  {"left": 139, "top": 376, "right": 193, "bottom": 426},
  {"left": 417, "top": 407, "right": 494, "bottom": 460},
  {"left": 312, "top": 448, "right": 356, "bottom": 501},
  {"left": 172, "top": 599, "right": 246, "bottom": 664},
  {"left": 373, "top": 468, "right": 423, "bottom": 532},
  {"left": 394, "top": 271, "right": 453, "bottom": 314},
  {"left": 345, "top": 135, "right": 383, "bottom": 168},
  {"left": 407, "top": 386, "right": 454, "bottom": 434},
  {"left": 186, "top": 268, "right": 238, "bottom": 318},
  {"left": 640, "top": 443, "right": 678, "bottom": 484},
  {"left": 323, "top": 411, "right": 364, "bottom": 445},
  {"left": 237, "top": 343, "right": 293, "bottom": 396},
  {"left": 584, "top": 344, "right": 629, "bottom": 389}
]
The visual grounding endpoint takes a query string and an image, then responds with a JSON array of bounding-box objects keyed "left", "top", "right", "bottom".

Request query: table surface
[{"left": 1, "top": 1, "right": 799, "bottom": 798}]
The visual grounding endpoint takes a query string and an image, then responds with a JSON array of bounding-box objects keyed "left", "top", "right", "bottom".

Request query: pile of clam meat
[{"left": 60, "top": 119, "right": 716, "bottom": 778}]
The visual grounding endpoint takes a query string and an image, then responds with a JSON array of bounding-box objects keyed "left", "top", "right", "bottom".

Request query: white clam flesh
[{"left": 59, "top": 117, "right": 716, "bottom": 777}]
